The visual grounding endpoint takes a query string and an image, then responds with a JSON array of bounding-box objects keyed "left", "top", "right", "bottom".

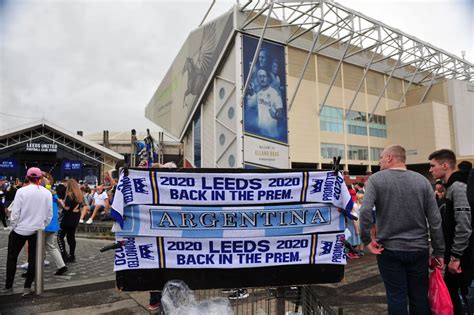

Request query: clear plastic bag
[{"left": 161, "top": 280, "right": 233, "bottom": 315}]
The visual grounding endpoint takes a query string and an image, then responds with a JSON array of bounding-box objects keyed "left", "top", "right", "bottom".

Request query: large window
[
  {"left": 193, "top": 110, "right": 201, "bottom": 167},
  {"left": 370, "top": 147, "right": 384, "bottom": 161},
  {"left": 348, "top": 145, "right": 368, "bottom": 160},
  {"left": 346, "top": 110, "right": 367, "bottom": 136},
  {"left": 369, "top": 114, "right": 387, "bottom": 138},
  {"left": 320, "top": 106, "right": 343, "bottom": 133},
  {"left": 321, "top": 143, "right": 345, "bottom": 159}
]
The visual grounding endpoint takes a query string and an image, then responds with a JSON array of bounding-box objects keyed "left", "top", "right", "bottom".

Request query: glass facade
[
  {"left": 321, "top": 143, "right": 345, "bottom": 159},
  {"left": 370, "top": 147, "right": 384, "bottom": 161},
  {"left": 348, "top": 145, "right": 368, "bottom": 160},
  {"left": 369, "top": 114, "right": 387, "bottom": 138},
  {"left": 346, "top": 110, "right": 367, "bottom": 136},
  {"left": 320, "top": 106, "right": 343, "bottom": 133},
  {"left": 321, "top": 107, "right": 386, "bottom": 138},
  {"left": 193, "top": 110, "right": 201, "bottom": 168}
]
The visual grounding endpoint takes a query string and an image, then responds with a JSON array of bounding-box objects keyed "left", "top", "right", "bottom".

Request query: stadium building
[{"left": 145, "top": 1, "right": 473, "bottom": 177}]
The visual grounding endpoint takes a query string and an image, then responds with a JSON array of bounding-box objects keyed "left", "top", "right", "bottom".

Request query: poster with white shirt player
[{"left": 242, "top": 35, "right": 288, "bottom": 169}]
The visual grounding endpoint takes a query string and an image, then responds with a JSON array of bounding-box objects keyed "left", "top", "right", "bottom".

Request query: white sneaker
[
  {"left": 228, "top": 289, "right": 249, "bottom": 300},
  {"left": 86, "top": 218, "right": 93, "bottom": 224},
  {"left": 79, "top": 219, "right": 84, "bottom": 224},
  {"left": 22, "top": 287, "right": 34, "bottom": 297},
  {"left": 20, "top": 262, "right": 29, "bottom": 270},
  {"left": 44, "top": 260, "right": 50, "bottom": 266},
  {"left": 0, "top": 287, "right": 13, "bottom": 296}
]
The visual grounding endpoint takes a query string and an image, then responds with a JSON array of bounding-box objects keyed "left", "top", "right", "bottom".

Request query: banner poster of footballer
[
  {"left": 114, "top": 233, "right": 346, "bottom": 271},
  {"left": 242, "top": 35, "right": 288, "bottom": 169}
]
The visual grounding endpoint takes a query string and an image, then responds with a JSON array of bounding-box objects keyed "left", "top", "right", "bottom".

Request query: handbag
[{"left": 428, "top": 267, "right": 453, "bottom": 315}]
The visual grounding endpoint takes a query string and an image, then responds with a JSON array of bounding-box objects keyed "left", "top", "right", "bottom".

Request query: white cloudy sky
[{"left": 0, "top": 0, "right": 472, "bottom": 133}]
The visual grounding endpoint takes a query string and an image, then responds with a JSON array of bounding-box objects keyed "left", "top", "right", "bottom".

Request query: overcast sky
[{"left": 0, "top": 0, "right": 472, "bottom": 134}]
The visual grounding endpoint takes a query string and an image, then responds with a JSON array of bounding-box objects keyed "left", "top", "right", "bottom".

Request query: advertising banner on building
[
  {"left": 62, "top": 160, "right": 82, "bottom": 171},
  {"left": 115, "top": 203, "right": 344, "bottom": 238},
  {"left": 242, "top": 35, "right": 288, "bottom": 168},
  {"left": 114, "top": 233, "right": 346, "bottom": 271},
  {"left": 0, "top": 159, "right": 18, "bottom": 170},
  {"left": 110, "top": 169, "right": 353, "bottom": 227},
  {"left": 145, "top": 12, "right": 234, "bottom": 139},
  {"left": 25, "top": 142, "right": 58, "bottom": 153}
]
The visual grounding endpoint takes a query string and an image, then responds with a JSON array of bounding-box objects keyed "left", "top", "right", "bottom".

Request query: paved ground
[
  {"left": 311, "top": 253, "right": 387, "bottom": 314},
  {"left": 1, "top": 226, "right": 472, "bottom": 314},
  {"left": 0, "top": 229, "right": 116, "bottom": 294},
  {"left": 0, "top": 227, "right": 388, "bottom": 314},
  {"left": 0, "top": 224, "right": 391, "bottom": 314}
]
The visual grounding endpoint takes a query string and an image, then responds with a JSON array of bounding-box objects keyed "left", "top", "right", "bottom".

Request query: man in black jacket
[
  {"left": 429, "top": 149, "right": 473, "bottom": 315},
  {"left": 468, "top": 169, "right": 474, "bottom": 213}
]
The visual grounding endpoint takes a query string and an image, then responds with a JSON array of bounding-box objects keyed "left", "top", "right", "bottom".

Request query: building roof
[{"left": 0, "top": 119, "right": 123, "bottom": 161}]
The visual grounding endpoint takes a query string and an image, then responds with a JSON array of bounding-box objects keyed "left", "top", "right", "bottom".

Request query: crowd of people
[
  {"left": 356, "top": 146, "right": 473, "bottom": 315},
  {"left": 0, "top": 169, "right": 117, "bottom": 296},
  {"left": 0, "top": 146, "right": 472, "bottom": 314}
]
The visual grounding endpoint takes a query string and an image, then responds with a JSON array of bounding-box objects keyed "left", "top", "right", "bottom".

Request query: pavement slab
[{"left": 0, "top": 229, "right": 391, "bottom": 314}]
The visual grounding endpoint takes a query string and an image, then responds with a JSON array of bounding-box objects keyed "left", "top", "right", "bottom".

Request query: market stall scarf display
[{"left": 110, "top": 168, "right": 353, "bottom": 271}]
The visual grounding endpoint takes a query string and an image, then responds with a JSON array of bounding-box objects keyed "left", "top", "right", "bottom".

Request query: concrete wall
[
  {"left": 405, "top": 81, "right": 448, "bottom": 106},
  {"left": 202, "top": 89, "right": 215, "bottom": 168},
  {"left": 287, "top": 46, "right": 392, "bottom": 170},
  {"left": 386, "top": 101, "right": 454, "bottom": 164},
  {"left": 446, "top": 80, "right": 474, "bottom": 157}
]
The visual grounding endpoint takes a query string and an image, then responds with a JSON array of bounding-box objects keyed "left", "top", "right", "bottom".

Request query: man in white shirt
[
  {"left": 1, "top": 167, "right": 52, "bottom": 296},
  {"left": 255, "top": 69, "right": 283, "bottom": 138},
  {"left": 80, "top": 185, "right": 109, "bottom": 224}
]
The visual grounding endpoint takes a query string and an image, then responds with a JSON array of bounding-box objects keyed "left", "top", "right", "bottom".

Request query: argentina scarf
[{"left": 110, "top": 168, "right": 354, "bottom": 229}]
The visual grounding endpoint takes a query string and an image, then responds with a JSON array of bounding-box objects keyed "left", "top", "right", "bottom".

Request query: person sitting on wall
[
  {"left": 79, "top": 185, "right": 109, "bottom": 224},
  {"left": 83, "top": 169, "right": 98, "bottom": 188}
]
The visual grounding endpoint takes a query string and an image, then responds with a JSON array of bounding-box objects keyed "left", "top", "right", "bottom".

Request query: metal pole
[
  {"left": 241, "top": 2, "right": 274, "bottom": 100},
  {"left": 199, "top": 0, "right": 216, "bottom": 27},
  {"left": 276, "top": 287, "right": 285, "bottom": 315},
  {"left": 35, "top": 229, "right": 45, "bottom": 295}
]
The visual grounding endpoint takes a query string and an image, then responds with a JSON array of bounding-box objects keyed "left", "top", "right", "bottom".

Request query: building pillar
[{"left": 366, "top": 164, "right": 372, "bottom": 175}]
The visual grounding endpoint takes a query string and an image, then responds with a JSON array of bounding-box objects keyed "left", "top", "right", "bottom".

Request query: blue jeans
[{"left": 377, "top": 249, "right": 430, "bottom": 315}]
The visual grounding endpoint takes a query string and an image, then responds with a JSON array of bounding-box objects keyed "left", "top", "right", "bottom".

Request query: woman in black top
[{"left": 57, "top": 178, "right": 83, "bottom": 263}]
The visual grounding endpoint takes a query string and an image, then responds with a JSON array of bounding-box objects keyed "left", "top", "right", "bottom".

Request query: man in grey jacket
[
  {"left": 359, "top": 145, "right": 445, "bottom": 315},
  {"left": 429, "top": 149, "right": 472, "bottom": 315}
]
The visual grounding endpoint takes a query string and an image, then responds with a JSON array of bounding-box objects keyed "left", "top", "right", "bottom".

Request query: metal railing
[{"left": 188, "top": 285, "right": 337, "bottom": 315}]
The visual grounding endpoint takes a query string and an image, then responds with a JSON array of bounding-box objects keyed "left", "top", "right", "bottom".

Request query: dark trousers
[
  {"left": 5, "top": 231, "right": 37, "bottom": 289},
  {"left": 377, "top": 249, "right": 430, "bottom": 315},
  {"left": 445, "top": 265, "right": 473, "bottom": 315},
  {"left": 149, "top": 291, "right": 162, "bottom": 305},
  {"left": 0, "top": 205, "right": 7, "bottom": 227},
  {"left": 57, "top": 227, "right": 77, "bottom": 257}
]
